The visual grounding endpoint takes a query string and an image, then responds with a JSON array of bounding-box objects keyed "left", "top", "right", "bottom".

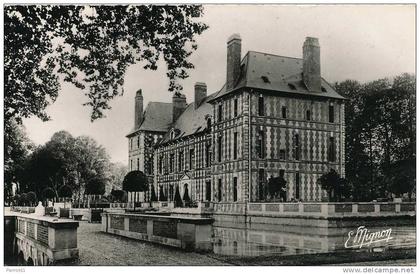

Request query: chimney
[
  {"left": 194, "top": 82, "right": 207, "bottom": 109},
  {"left": 226, "top": 33, "right": 242, "bottom": 91},
  {"left": 134, "top": 89, "right": 144, "bottom": 129},
  {"left": 303, "top": 37, "right": 321, "bottom": 92},
  {"left": 172, "top": 92, "right": 187, "bottom": 123}
]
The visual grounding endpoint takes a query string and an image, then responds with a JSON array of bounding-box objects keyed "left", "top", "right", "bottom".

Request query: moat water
[{"left": 211, "top": 223, "right": 416, "bottom": 257}]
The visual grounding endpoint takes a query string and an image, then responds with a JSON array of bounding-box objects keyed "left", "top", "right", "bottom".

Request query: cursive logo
[{"left": 345, "top": 226, "right": 393, "bottom": 248}]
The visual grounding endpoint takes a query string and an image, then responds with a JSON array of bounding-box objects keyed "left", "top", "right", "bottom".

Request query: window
[
  {"left": 293, "top": 134, "right": 300, "bottom": 160},
  {"left": 329, "top": 105, "right": 334, "bottom": 123},
  {"left": 288, "top": 83, "right": 296, "bottom": 90},
  {"left": 258, "top": 95, "right": 265, "bottom": 116},
  {"left": 207, "top": 118, "right": 212, "bottom": 130},
  {"left": 328, "top": 137, "right": 336, "bottom": 162},
  {"left": 130, "top": 159, "right": 133, "bottom": 171},
  {"left": 159, "top": 156, "right": 163, "bottom": 174},
  {"left": 130, "top": 138, "right": 133, "bottom": 150},
  {"left": 205, "top": 143, "right": 211, "bottom": 167},
  {"left": 233, "top": 177, "right": 238, "bottom": 202},
  {"left": 205, "top": 181, "right": 211, "bottom": 201},
  {"left": 218, "top": 104, "right": 223, "bottom": 122},
  {"left": 279, "top": 169, "right": 285, "bottom": 178},
  {"left": 258, "top": 169, "right": 265, "bottom": 201},
  {"left": 261, "top": 75, "right": 270, "bottom": 83},
  {"left": 233, "top": 132, "right": 238, "bottom": 160},
  {"left": 279, "top": 149, "right": 286, "bottom": 160},
  {"left": 306, "top": 110, "right": 311, "bottom": 121},
  {"left": 189, "top": 149, "right": 195, "bottom": 170},
  {"left": 218, "top": 135, "right": 223, "bottom": 162},
  {"left": 169, "top": 153, "right": 174, "bottom": 173},
  {"left": 256, "top": 130, "right": 265, "bottom": 159},
  {"left": 178, "top": 150, "right": 184, "bottom": 171},
  {"left": 295, "top": 173, "right": 300, "bottom": 200},
  {"left": 282, "top": 106, "right": 287, "bottom": 119},
  {"left": 137, "top": 158, "right": 140, "bottom": 170},
  {"left": 234, "top": 98, "right": 238, "bottom": 117},
  {"left": 169, "top": 185, "right": 174, "bottom": 201},
  {"left": 147, "top": 163, "right": 152, "bottom": 175},
  {"left": 218, "top": 179, "right": 222, "bottom": 202},
  {"left": 137, "top": 136, "right": 140, "bottom": 148}
]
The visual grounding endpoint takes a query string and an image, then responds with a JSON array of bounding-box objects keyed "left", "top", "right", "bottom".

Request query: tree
[
  {"left": 110, "top": 189, "right": 127, "bottom": 203},
  {"left": 150, "top": 186, "right": 158, "bottom": 202},
  {"left": 174, "top": 185, "right": 182, "bottom": 207},
  {"left": 20, "top": 131, "right": 112, "bottom": 207},
  {"left": 107, "top": 163, "right": 128, "bottom": 195},
  {"left": 18, "top": 193, "right": 28, "bottom": 206},
  {"left": 159, "top": 186, "right": 167, "bottom": 201},
  {"left": 4, "top": 120, "right": 34, "bottom": 204},
  {"left": 13, "top": 194, "right": 21, "bottom": 206},
  {"left": 122, "top": 170, "right": 148, "bottom": 209},
  {"left": 268, "top": 175, "right": 287, "bottom": 201},
  {"left": 388, "top": 158, "right": 415, "bottom": 200},
  {"left": 26, "top": 191, "right": 37, "bottom": 206},
  {"left": 85, "top": 177, "right": 106, "bottom": 196},
  {"left": 42, "top": 187, "right": 56, "bottom": 206},
  {"left": 58, "top": 185, "right": 73, "bottom": 199},
  {"left": 5, "top": 5, "right": 208, "bottom": 124},
  {"left": 335, "top": 74, "right": 416, "bottom": 201},
  {"left": 318, "top": 169, "right": 351, "bottom": 202}
]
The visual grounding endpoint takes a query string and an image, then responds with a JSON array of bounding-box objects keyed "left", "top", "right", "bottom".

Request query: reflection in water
[{"left": 212, "top": 222, "right": 416, "bottom": 257}]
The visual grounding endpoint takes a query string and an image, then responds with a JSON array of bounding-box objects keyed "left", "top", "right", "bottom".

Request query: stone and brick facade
[{"left": 128, "top": 34, "right": 345, "bottom": 206}]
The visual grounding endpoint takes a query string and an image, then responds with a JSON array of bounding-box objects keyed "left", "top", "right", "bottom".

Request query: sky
[{"left": 22, "top": 4, "right": 415, "bottom": 165}]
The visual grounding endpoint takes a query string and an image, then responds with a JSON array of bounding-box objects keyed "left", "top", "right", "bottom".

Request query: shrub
[
  {"left": 110, "top": 189, "right": 126, "bottom": 202},
  {"left": 58, "top": 185, "right": 73, "bottom": 198},
  {"left": 26, "top": 191, "right": 37, "bottom": 206},
  {"left": 42, "top": 187, "right": 56, "bottom": 200}
]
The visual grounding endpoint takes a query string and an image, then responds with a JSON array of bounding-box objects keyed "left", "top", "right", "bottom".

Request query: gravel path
[{"left": 63, "top": 222, "right": 229, "bottom": 266}]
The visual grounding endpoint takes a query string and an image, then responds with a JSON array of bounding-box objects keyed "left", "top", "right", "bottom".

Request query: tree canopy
[
  {"left": 5, "top": 5, "right": 208, "bottom": 123},
  {"left": 20, "top": 131, "right": 111, "bottom": 200},
  {"left": 318, "top": 169, "right": 350, "bottom": 202},
  {"left": 110, "top": 189, "right": 127, "bottom": 202},
  {"left": 122, "top": 170, "right": 148, "bottom": 192},
  {"left": 58, "top": 184, "right": 73, "bottom": 198},
  {"left": 85, "top": 177, "right": 106, "bottom": 195},
  {"left": 335, "top": 73, "right": 415, "bottom": 201}
]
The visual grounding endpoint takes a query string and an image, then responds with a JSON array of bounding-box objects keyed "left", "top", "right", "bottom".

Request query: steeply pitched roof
[
  {"left": 212, "top": 51, "right": 345, "bottom": 101},
  {"left": 126, "top": 102, "right": 172, "bottom": 137},
  {"left": 159, "top": 92, "right": 216, "bottom": 144}
]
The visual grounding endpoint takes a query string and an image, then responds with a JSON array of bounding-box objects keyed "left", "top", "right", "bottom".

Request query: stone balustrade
[
  {"left": 101, "top": 212, "right": 214, "bottom": 251},
  {"left": 246, "top": 202, "right": 416, "bottom": 218}
]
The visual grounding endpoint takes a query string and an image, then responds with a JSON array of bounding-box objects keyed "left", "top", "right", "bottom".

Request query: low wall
[
  {"left": 5, "top": 211, "right": 79, "bottom": 265},
  {"left": 101, "top": 212, "right": 213, "bottom": 251},
  {"left": 70, "top": 208, "right": 91, "bottom": 221},
  {"left": 245, "top": 202, "right": 416, "bottom": 227}
]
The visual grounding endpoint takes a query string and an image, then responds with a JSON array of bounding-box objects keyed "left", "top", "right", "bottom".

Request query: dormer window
[
  {"left": 288, "top": 83, "right": 297, "bottom": 90},
  {"left": 218, "top": 104, "right": 223, "bottom": 122},
  {"left": 207, "top": 118, "right": 212, "bottom": 130},
  {"left": 261, "top": 76, "right": 270, "bottom": 83},
  {"left": 170, "top": 130, "right": 175, "bottom": 139}
]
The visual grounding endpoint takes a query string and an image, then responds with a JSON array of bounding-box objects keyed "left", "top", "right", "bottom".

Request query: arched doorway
[
  {"left": 27, "top": 257, "right": 34, "bottom": 266},
  {"left": 17, "top": 252, "right": 25, "bottom": 266}
]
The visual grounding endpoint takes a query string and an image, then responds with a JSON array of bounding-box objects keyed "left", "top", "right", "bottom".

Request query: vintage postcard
[{"left": 3, "top": 3, "right": 416, "bottom": 273}]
